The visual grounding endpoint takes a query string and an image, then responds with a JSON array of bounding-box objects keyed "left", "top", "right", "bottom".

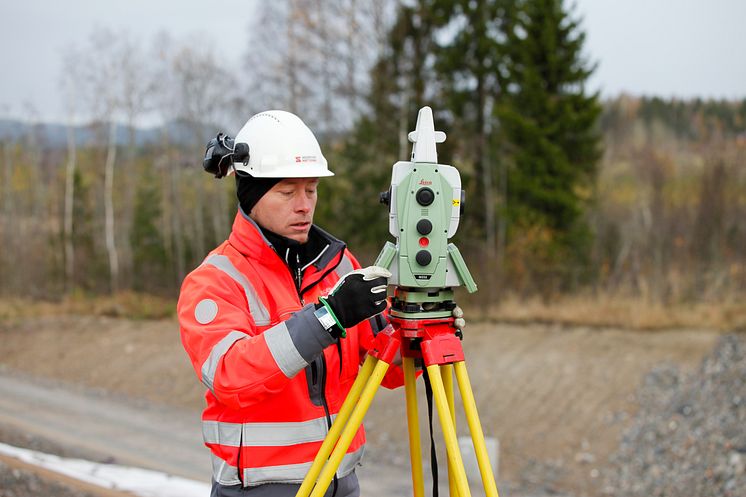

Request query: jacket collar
[
  {"left": 228, "top": 206, "right": 278, "bottom": 262},
  {"left": 228, "top": 205, "right": 346, "bottom": 271}
]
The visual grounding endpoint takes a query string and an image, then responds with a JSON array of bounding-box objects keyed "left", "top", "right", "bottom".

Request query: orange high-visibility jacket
[{"left": 178, "top": 209, "right": 403, "bottom": 487}]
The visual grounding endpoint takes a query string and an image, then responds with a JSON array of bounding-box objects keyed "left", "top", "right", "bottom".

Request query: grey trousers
[{"left": 211, "top": 471, "right": 360, "bottom": 497}]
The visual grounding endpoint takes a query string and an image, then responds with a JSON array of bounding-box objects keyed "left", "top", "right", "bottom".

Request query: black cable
[{"left": 422, "top": 367, "right": 439, "bottom": 497}]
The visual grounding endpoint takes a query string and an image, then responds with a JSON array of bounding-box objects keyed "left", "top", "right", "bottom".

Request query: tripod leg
[
  {"left": 454, "top": 361, "right": 499, "bottom": 497},
  {"left": 403, "top": 357, "right": 424, "bottom": 497},
  {"left": 426, "top": 364, "right": 471, "bottom": 497},
  {"left": 296, "top": 355, "right": 378, "bottom": 497},
  {"left": 441, "top": 364, "right": 460, "bottom": 497},
  {"left": 309, "top": 359, "right": 391, "bottom": 497}
]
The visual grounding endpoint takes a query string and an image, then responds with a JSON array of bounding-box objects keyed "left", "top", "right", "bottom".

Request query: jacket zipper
[
  {"left": 298, "top": 249, "right": 345, "bottom": 302},
  {"left": 296, "top": 254, "right": 305, "bottom": 304},
  {"left": 299, "top": 251, "right": 347, "bottom": 377},
  {"left": 300, "top": 262, "right": 337, "bottom": 491},
  {"left": 293, "top": 245, "right": 344, "bottom": 494},
  {"left": 237, "top": 427, "right": 244, "bottom": 486},
  {"left": 319, "top": 355, "right": 332, "bottom": 428},
  {"left": 298, "top": 255, "right": 330, "bottom": 416}
]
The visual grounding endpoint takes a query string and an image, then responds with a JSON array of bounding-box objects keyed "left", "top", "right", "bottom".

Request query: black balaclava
[{"left": 236, "top": 172, "right": 282, "bottom": 215}]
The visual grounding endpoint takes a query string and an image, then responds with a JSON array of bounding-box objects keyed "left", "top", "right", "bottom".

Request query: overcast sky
[{"left": 1, "top": 0, "right": 744, "bottom": 123}]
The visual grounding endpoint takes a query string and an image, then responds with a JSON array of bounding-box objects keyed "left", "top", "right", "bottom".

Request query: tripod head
[{"left": 375, "top": 106, "right": 477, "bottom": 320}]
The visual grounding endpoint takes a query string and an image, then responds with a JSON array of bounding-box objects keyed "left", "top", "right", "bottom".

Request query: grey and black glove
[{"left": 317, "top": 266, "right": 391, "bottom": 338}]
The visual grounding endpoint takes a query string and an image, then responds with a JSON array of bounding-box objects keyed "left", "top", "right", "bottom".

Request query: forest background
[{"left": 1, "top": 0, "right": 745, "bottom": 328}]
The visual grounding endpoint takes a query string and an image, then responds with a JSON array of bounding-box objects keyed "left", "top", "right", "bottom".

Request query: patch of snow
[{"left": 0, "top": 442, "right": 211, "bottom": 497}]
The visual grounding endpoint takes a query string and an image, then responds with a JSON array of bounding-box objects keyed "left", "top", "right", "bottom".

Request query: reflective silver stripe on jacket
[
  {"left": 263, "top": 321, "right": 308, "bottom": 378},
  {"left": 210, "top": 445, "right": 364, "bottom": 487},
  {"left": 203, "top": 415, "right": 336, "bottom": 447},
  {"left": 201, "top": 331, "right": 246, "bottom": 393},
  {"left": 211, "top": 452, "right": 242, "bottom": 486},
  {"left": 202, "top": 254, "right": 271, "bottom": 326},
  {"left": 334, "top": 254, "right": 355, "bottom": 279}
]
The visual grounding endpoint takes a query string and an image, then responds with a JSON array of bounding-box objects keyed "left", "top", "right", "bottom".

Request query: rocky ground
[
  {"left": 603, "top": 334, "right": 746, "bottom": 497},
  {"left": 0, "top": 423, "right": 103, "bottom": 497},
  {"left": 0, "top": 460, "right": 96, "bottom": 497}
]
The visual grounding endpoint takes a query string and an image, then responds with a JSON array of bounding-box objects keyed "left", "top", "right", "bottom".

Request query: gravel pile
[
  {"left": 603, "top": 334, "right": 746, "bottom": 497},
  {"left": 0, "top": 424, "right": 104, "bottom": 497},
  {"left": 0, "top": 460, "right": 99, "bottom": 497}
]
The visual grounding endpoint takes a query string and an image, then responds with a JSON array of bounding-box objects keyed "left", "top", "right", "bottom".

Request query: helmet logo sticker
[{"left": 294, "top": 155, "right": 318, "bottom": 163}]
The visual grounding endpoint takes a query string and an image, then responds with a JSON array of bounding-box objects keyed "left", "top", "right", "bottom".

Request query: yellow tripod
[{"left": 295, "top": 315, "right": 499, "bottom": 497}]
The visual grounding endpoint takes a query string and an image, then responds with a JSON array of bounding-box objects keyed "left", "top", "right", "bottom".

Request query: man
[{"left": 177, "top": 110, "right": 404, "bottom": 497}]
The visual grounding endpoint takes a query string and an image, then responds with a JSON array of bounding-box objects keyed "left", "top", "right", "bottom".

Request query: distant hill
[{"left": 0, "top": 119, "right": 216, "bottom": 148}]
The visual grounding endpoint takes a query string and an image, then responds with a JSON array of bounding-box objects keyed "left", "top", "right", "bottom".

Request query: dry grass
[
  {"left": 479, "top": 293, "right": 746, "bottom": 331},
  {"left": 2, "top": 291, "right": 745, "bottom": 331},
  {"left": 0, "top": 291, "right": 175, "bottom": 321}
]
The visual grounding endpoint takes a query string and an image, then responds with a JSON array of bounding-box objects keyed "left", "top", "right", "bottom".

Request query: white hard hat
[{"left": 232, "top": 110, "right": 333, "bottom": 178}]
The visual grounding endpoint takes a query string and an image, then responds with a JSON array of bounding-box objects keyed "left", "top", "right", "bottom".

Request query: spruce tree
[
  {"left": 495, "top": 0, "right": 601, "bottom": 289},
  {"left": 432, "top": 0, "right": 512, "bottom": 252},
  {"left": 130, "top": 164, "right": 168, "bottom": 293}
]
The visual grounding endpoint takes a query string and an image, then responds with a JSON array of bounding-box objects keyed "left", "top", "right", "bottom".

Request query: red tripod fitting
[{"left": 370, "top": 316, "right": 465, "bottom": 366}]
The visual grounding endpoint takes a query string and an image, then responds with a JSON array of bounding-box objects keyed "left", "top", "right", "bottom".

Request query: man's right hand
[{"left": 321, "top": 266, "right": 391, "bottom": 330}]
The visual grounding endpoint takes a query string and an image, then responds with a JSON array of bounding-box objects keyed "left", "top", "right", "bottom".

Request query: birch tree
[
  {"left": 0, "top": 104, "right": 14, "bottom": 292},
  {"left": 65, "top": 29, "right": 121, "bottom": 293},
  {"left": 59, "top": 53, "right": 79, "bottom": 291},
  {"left": 244, "top": 0, "right": 399, "bottom": 135},
  {"left": 151, "top": 32, "right": 239, "bottom": 279}
]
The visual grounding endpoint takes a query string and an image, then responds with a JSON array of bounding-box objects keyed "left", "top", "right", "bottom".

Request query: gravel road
[
  {"left": 0, "top": 370, "right": 210, "bottom": 482},
  {"left": 0, "top": 371, "right": 458, "bottom": 496}
]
